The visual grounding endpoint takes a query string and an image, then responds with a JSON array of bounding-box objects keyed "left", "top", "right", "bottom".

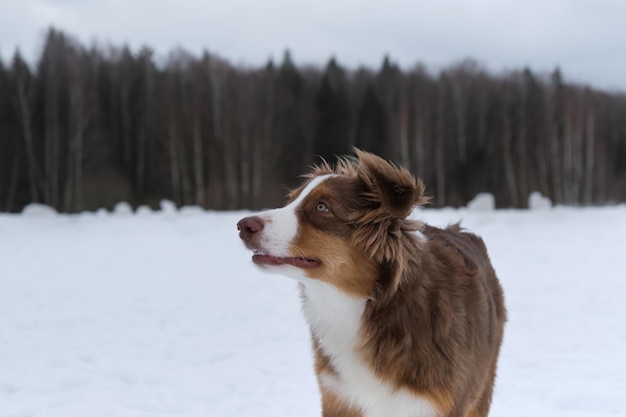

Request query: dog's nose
[{"left": 237, "top": 216, "right": 264, "bottom": 243}]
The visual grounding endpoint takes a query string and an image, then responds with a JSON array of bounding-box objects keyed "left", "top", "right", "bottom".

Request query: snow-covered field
[{"left": 1, "top": 203, "right": 625, "bottom": 417}]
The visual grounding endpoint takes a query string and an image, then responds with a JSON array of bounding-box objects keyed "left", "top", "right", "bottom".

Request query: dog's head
[{"left": 237, "top": 149, "right": 427, "bottom": 298}]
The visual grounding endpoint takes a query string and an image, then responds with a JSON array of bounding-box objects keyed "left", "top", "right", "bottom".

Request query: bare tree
[
  {"left": 435, "top": 76, "right": 446, "bottom": 206},
  {"left": 502, "top": 82, "right": 519, "bottom": 207},
  {"left": 12, "top": 52, "right": 41, "bottom": 203},
  {"left": 583, "top": 105, "right": 595, "bottom": 204}
]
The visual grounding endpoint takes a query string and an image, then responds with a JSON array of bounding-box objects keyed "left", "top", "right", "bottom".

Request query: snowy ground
[{"left": 1, "top": 203, "right": 625, "bottom": 417}]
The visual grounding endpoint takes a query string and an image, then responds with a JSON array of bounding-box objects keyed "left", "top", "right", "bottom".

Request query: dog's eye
[{"left": 316, "top": 202, "right": 330, "bottom": 213}]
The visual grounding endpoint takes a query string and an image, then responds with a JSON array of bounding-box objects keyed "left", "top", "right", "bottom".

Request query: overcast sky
[{"left": 1, "top": 0, "right": 625, "bottom": 91}]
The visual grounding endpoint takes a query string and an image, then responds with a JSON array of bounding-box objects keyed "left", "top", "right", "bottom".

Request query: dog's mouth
[{"left": 252, "top": 252, "right": 321, "bottom": 269}]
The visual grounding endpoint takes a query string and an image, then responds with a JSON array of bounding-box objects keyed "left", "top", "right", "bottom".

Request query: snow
[
  {"left": 1, "top": 204, "right": 626, "bottom": 417},
  {"left": 528, "top": 191, "right": 553, "bottom": 210},
  {"left": 467, "top": 193, "right": 496, "bottom": 211}
]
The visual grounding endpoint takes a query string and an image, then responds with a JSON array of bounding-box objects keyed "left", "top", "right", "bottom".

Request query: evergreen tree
[
  {"left": 355, "top": 83, "right": 388, "bottom": 159},
  {"left": 274, "top": 50, "right": 308, "bottom": 188},
  {"left": 314, "top": 58, "right": 351, "bottom": 161}
]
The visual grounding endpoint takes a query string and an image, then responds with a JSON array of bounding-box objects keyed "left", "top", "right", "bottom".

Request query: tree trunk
[
  {"left": 192, "top": 114, "right": 205, "bottom": 206},
  {"left": 169, "top": 119, "right": 181, "bottom": 205},
  {"left": 64, "top": 75, "right": 85, "bottom": 212},
  {"left": 547, "top": 93, "right": 563, "bottom": 204},
  {"left": 398, "top": 95, "right": 410, "bottom": 168},
  {"left": 435, "top": 82, "right": 446, "bottom": 206},
  {"left": 583, "top": 111, "right": 595, "bottom": 204},
  {"left": 414, "top": 106, "right": 425, "bottom": 180},
  {"left": 516, "top": 94, "right": 529, "bottom": 207},
  {"left": 16, "top": 79, "right": 40, "bottom": 202},
  {"left": 452, "top": 80, "right": 466, "bottom": 163},
  {"left": 209, "top": 68, "right": 223, "bottom": 209},
  {"left": 239, "top": 121, "right": 251, "bottom": 209},
  {"left": 503, "top": 102, "right": 519, "bottom": 207},
  {"left": 5, "top": 157, "right": 20, "bottom": 212}
]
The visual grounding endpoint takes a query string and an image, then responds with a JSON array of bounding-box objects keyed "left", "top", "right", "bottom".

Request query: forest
[{"left": 1, "top": 28, "right": 625, "bottom": 212}]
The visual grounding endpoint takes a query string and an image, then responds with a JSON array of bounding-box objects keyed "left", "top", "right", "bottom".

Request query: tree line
[{"left": 1, "top": 28, "right": 625, "bottom": 213}]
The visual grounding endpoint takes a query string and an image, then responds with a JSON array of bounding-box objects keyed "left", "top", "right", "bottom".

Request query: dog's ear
[{"left": 355, "top": 148, "right": 427, "bottom": 218}]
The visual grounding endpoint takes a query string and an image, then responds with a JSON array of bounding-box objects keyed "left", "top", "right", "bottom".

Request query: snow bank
[
  {"left": 528, "top": 191, "right": 553, "bottom": 210},
  {"left": 467, "top": 193, "right": 496, "bottom": 211},
  {"left": 21, "top": 203, "right": 58, "bottom": 216}
]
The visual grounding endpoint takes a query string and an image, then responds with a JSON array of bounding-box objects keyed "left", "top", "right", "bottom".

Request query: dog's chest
[{"left": 300, "top": 281, "right": 438, "bottom": 417}]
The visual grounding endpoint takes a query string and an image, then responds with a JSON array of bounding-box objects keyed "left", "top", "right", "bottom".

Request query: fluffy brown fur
[
  {"left": 298, "top": 150, "right": 506, "bottom": 416},
  {"left": 242, "top": 149, "right": 506, "bottom": 417}
]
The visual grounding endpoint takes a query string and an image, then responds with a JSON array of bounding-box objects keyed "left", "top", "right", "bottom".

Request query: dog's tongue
[{"left": 252, "top": 254, "right": 321, "bottom": 268}]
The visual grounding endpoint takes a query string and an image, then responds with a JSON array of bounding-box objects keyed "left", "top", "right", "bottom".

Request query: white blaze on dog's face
[
  {"left": 237, "top": 173, "right": 379, "bottom": 298},
  {"left": 247, "top": 174, "right": 332, "bottom": 274}
]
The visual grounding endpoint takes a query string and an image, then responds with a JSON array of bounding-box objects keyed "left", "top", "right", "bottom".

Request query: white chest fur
[{"left": 300, "top": 281, "right": 438, "bottom": 417}]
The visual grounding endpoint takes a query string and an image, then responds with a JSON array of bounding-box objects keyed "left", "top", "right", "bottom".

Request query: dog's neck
[{"left": 299, "top": 280, "right": 366, "bottom": 355}]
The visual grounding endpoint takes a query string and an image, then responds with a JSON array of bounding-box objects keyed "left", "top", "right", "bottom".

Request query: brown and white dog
[{"left": 237, "top": 150, "right": 506, "bottom": 417}]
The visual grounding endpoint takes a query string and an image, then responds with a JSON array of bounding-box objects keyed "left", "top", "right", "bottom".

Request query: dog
[{"left": 237, "top": 149, "right": 506, "bottom": 417}]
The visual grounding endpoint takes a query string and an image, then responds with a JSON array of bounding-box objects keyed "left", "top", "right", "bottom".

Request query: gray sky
[{"left": 1, "top": 0, "right": 625, "bottom": 91}]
